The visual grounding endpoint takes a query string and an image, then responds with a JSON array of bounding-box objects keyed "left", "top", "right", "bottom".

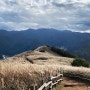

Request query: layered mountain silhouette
[{"left": 0, "top": 28, "right": 90, "bottom": 61}]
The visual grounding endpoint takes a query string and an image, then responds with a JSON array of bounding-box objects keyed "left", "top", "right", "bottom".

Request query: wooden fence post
[
  {"left": 49, "top": 76, "right": 52, "bottom": 90},
  {"left": 38, "top": 73, "right": 63, "bottom": 90},
  {"left": 30, "top": 83, "right": 37, "bottom": 90}
]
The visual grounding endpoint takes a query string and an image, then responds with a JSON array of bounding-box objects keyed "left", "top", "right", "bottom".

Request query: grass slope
[{"left": 0, "top": 46, "right": 90, "bottom": 90}]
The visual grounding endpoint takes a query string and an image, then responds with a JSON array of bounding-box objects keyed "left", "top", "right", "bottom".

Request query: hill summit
[{"left": 3, "top": 46, "right": 74, "bottom": 65}]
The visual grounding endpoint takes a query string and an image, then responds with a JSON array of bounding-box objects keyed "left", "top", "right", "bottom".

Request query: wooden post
[
  {"left": 34, "top": 85, "right": 36, "bottom": 90},
  {"left": 49, "top": 76, "right": 52, "bottom": 90},
  {"left": 50, "top": 84, "right": 52, "bottom": 90},
  {"left": 38, "top": 73, "right": 63, "bottom": 90},
  {"left": 30, "top": 84, "right": 37, "bottom": 90}
]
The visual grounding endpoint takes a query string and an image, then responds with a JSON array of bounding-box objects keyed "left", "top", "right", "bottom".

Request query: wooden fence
[{"left": 38, "top": 74, "right": 63, "bottom": 90}]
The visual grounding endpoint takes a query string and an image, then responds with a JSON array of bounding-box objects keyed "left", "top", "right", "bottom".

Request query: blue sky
[{"left": 0, "top": 0, "right": 90, "bottom": 32}]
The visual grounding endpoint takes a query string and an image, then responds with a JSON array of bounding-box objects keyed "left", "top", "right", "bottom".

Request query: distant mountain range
[{"left": 0, "top": 28, "right": 90, "bottom": 61}]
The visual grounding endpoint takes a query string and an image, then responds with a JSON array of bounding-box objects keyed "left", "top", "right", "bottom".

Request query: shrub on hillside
[
  {"left": 50, "top": 47, "right": 77, "bottom": 58},
  {"left": 71, "top": 58, "right": 90, "bottom": 68}
]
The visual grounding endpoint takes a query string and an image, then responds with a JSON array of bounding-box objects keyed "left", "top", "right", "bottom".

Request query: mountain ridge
[{"left": 0, "top": 28, "right": 90, "bottom": 61}]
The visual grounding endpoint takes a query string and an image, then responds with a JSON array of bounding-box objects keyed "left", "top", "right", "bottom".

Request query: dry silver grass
[
  {"left": 60, "top": 65, "right": 90, "bottom": 77},
  {"left": 3, "top": 50, "right": 74, "bottom": 66},
  {"left": 0, "top": 61, "right": 90, "bottom": 90},
  {"left": 0, "top": 62, "right": 61, "bottom": 90},
  {"left": 20, "top": 50, "right": 74, "bottom": 65}
]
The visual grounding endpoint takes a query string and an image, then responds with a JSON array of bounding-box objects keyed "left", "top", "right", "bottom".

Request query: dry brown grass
[
  {"left": 0, "top": 62, "right": 61, "bottom": 90},
  {"left": 0, "top": 46, "right": 90, "bottom": 90},
  {"left": 29, "top": 50, "right": 74, "bottom": 65},
  {"left": 60, "top": 65, "right": 90, "bottom": 79},
  {"left": 4, "top": 50, "right": 74, "bottom": 66},
  {"left": 0, "top": 61, "right": 90, "bottom": 90}
]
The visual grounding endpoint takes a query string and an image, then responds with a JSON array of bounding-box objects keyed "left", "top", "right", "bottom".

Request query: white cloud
[{"left": 0, "top": 0, "right": 90, "bottom": 32}]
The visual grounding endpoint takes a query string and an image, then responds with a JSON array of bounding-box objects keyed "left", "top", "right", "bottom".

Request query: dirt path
[{"left": 58, "top": 78, "right": 90, "bottom": 90}]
